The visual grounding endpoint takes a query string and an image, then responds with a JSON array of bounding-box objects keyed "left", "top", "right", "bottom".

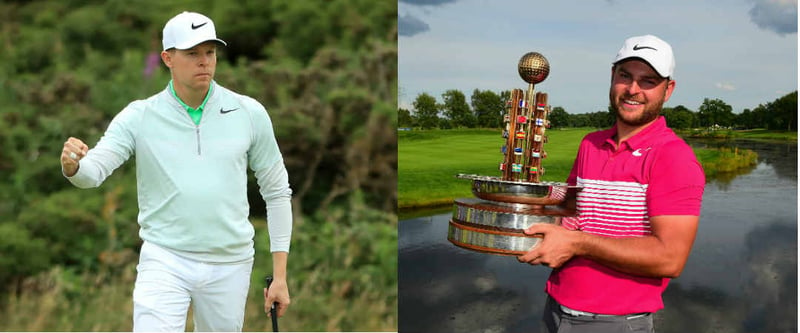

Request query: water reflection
[
  {"left": 690, "top": 139, "right": 798, "bottom": 182},
  {"left": 659, "top": 222, "right": 797, "bottom": 333},
  {"left": 399, "top": 217, "right": 550, "bottom": 333},
  {"left": 398, "top": 141, "right": 797, "bottom": 333},
  {"left": 742, "top": 223, "right": 797, "bottom": 332}
]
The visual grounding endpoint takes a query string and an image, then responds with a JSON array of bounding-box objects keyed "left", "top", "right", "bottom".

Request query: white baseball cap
[
  {"left": 162, "top": 11, "right": 227, "bottom": 51},
  {"left": 613, "top": 35, "right": 674, "bottom": 78}
]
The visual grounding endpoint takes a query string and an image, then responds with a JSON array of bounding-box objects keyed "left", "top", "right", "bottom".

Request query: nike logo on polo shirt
[
  {"left": 632, "top": 148, "right": 652, "bottom": 157},
  {"left": 191, "top": 22, "right": 207, "bottom": 30},
  {"left": 633, "top": 44, "right": 657, "bottom": 51},
  {"left": 220, "top": 107, "right": 239, "bottom": 114}
]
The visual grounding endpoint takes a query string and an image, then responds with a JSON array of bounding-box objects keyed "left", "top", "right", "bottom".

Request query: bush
[{"left": 0, "top": 223, "right": 50, "bottom": 290}]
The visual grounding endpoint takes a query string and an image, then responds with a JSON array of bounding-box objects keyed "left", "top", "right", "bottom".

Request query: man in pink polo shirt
[{"left": 518, "top": 35, "right": 706, "bottom": 332}]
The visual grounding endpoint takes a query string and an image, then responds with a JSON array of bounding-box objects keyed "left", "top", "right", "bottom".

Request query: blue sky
[{"left": 398, "top": 0, "right": 798, "bottom": 115}]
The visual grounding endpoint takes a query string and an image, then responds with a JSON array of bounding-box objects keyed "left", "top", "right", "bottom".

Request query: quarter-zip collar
[{"left": 169, "top": 80, "right": 214, "bottom": 125}]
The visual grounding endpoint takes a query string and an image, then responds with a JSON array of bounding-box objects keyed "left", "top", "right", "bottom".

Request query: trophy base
[
  {"left": 446, "top": 198, "right": 575, "bottom": 256},
  {"left": 447, "top": 219, "right": 540, "bottom": 256}
]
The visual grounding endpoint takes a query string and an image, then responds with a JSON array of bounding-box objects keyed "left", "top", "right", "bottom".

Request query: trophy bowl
[{"left": 456, "top": 174, "right": 578, "bottom": 206}]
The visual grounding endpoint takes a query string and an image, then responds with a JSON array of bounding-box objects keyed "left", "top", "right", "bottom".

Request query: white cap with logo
[
  {"left": 162, "top": 11, "right": 227, "bottom": 51},
  {"left": 613, "top": 35, "right": 674, "bottom": 78}
]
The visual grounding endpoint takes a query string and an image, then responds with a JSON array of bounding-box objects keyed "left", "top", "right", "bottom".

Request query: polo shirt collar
[
  {"left": 168, "top": 80, "right": 214, "bottom": 113},
  {"left": 604, "top": 116, "right": 668, "bottom": 151}
]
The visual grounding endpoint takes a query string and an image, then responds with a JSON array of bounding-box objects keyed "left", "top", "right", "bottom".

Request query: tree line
[{"left": 399, "top": 89, "right": 797, "bottom": 131}]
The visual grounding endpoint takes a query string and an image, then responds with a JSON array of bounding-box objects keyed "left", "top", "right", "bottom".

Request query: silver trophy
[{"left": 448, "top": 52, "right": 581, "bottom": 256}]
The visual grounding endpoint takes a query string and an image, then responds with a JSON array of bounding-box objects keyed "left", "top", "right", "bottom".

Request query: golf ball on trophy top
[{"left": 518, "top": 52, "right": 550, "bottom": 84}]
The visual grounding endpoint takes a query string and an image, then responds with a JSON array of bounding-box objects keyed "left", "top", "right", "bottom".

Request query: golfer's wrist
[
  {"left": 271, "top": 251, "right": 288, "bottom": 281},
  {"left": 270, "top": 273, "right": 287, "bottom": 282},
  {"left": 62, "top": 164, "right": 79, "bottom": 177}
]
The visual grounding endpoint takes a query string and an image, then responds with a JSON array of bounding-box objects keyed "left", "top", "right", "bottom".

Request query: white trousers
[{"left": 133, "top": 241, "right": 254, "bottom": 332}]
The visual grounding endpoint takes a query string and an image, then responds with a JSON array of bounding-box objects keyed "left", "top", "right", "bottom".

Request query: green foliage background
[
  {"left": 400, "top": 88, "right": 797, "bottom": 131},
  {"left": 0, "top": 0, "right": 397, "bottom": 331}
]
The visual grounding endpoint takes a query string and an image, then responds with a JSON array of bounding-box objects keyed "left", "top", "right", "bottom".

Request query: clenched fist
[{"left": 61, "top": 137, "right": 89, "bottom": 177}]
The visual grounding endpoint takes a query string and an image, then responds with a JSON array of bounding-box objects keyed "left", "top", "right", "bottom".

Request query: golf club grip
[{"left": 265, "top": 276, "right": 279, "bottom": 332}]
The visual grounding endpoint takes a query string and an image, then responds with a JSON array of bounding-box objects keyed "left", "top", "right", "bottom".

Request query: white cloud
[{"left": 716, "top": 82, "right": 737, "bottom": 91}]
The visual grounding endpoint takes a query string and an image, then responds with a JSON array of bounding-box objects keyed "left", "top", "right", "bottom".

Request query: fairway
[{"left": 398, "top": 128, "right": 592, "bottom": 209}]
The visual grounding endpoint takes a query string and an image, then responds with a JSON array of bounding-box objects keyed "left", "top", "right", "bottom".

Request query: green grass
[
  {"left": 680, "top": 128, "right": 797, "bottom": 142},
  {"left": 694, "top": 147, "right": 758, "bottom": 177},
  {"left": 735, "top": 129, "right": 797, "bottom": 141},
  {"left": 398, "top": 127, "right": 592, "bottom": 209}
]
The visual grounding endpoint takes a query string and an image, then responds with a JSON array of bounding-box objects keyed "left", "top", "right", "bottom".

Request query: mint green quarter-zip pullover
[{"left": 67, "top": 82, "right": 292, "bottom": 263}]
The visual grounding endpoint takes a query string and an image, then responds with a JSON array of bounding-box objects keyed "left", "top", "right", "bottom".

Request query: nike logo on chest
[{"left": 632, "top": 147, "right": 652, "bottom": 157}]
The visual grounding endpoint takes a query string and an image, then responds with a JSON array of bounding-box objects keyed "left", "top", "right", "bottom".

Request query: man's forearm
[
  {"left": 271, "top": 251, "right": 288, "bottom": 281},
  {"left": 575, "top": 215, "right": 699, "bottom": 278},
  {"left": 576, "top": 233, "right": 680, "bottom": 278}
]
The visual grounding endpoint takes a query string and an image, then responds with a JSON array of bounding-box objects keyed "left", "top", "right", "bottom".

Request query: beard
[{"left": 608, "top": 93, "right": 664, "bottom": 127}]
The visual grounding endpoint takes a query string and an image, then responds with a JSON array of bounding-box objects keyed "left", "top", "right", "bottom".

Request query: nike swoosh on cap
[
  {"left": 633, "top": 44, "right": 657, "bottom": 51},
  {"left": 191, "top": 22, "right": 207, "bottom": 30}
]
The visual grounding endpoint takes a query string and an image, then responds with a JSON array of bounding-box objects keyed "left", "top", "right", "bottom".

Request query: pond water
[{"left": 398, "top": 140, "right": 797, "bottom": 333}]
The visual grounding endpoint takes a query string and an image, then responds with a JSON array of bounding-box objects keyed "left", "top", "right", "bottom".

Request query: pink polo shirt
[{"left": 546, "top": 116, "right": 705, "bottom": 315}]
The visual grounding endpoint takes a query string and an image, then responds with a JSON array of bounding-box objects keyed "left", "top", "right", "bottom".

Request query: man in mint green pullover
[{"left": 59, "top": 11, "right": 291, "bottom": 332}]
